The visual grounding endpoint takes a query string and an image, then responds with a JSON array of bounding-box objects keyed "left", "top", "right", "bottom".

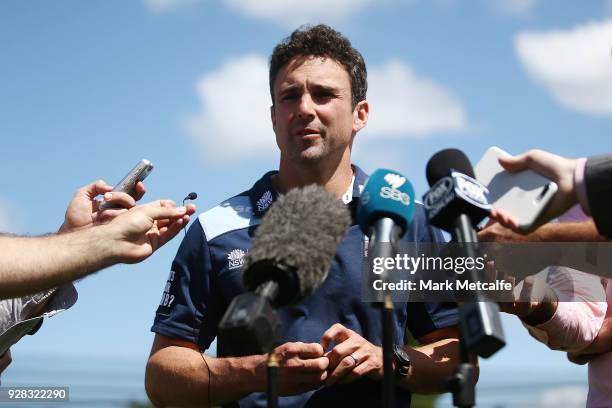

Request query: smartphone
[
  {"left": 99, "top": 159, "right": 154, "bottom": 210},
  {"left": 474, "top": 147, "right": 557, "bottom": 232}
]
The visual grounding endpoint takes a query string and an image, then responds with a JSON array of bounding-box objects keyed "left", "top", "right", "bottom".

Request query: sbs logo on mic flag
[
  {"left": 380, "top": 172, "right": 411, "bottom": 206},
  {"left": 357, "top": 168, "right": 416, "bottom": 234},
  {"left": 384, "top": 173, "right": 406, "bottom": 189}
]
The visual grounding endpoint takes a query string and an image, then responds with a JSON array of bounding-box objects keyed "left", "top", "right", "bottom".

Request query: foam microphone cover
[
  {"left": 426, "top": 148, "right": 475, "bottom": 187},
  {"left": 242, "top": 184, "right": 351, "bottom": 306}
]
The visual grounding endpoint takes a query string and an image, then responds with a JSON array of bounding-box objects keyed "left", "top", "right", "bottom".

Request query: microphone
[
  {"left": 423, "top": 149, "right": 505, "bottom": 358},
  {"left": 181, "top": 192, "right": 198, "bottom": 236},
  {"left": 182, "top": 192, "right": 197, "bottom": 204},
  {"left": 424, "top": 148, "right": 491, "bottom": 234},
  {"left": 218, "top": 185, "right": 351, "bottom": 356},
  {"left": 356, "top": 169, "right": 415, "bottom": 408},
  {"left": 357, "top": 169, "right": 416, "bottom": 284}
]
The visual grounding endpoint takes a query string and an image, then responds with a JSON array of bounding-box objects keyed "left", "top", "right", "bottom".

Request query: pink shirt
[{"left": 523, "top": 206, "right": 611, "bottom": 407}]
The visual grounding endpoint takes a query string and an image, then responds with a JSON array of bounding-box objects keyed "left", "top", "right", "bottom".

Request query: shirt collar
[{"left": 248, "top": 165, "right": 369, "bottom": 217}]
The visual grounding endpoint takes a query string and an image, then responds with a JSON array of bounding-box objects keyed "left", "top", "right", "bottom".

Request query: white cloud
[
  {"left": 223, "top": 0, "right": 377, "bottom": 26},
  {"left": 185, "top": 56, "right": 469, "bottom": 163},
  {"left": 143, "top": 0, "right": 203, "bottom": 13},
  {"left": 184, "top": 54, "right": 277, "bottom": 163},
  {"left": 539, "top": 385, "right": 587, "bottom": 407},
  {"left": 496, "top": 0, "right": 538, "bottom": 16},
  {"left": 515, "top": 20, "right": 612, "bottom": 115},
  {"left": 364, "top": 60, "right": 469, "bottom": 137}
]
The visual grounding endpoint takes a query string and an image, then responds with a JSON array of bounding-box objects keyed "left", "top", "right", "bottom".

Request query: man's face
[{"left": 271, "top": 56, "right": 367, "bottom": 165}]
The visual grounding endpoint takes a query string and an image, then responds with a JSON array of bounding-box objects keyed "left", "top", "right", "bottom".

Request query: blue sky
[{"left": 1, "top": 0, "right": 610, "bottom": 405}]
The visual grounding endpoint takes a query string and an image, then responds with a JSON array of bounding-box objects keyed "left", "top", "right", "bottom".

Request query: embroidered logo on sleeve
[
  {"left": 227, "top": 249, "right": 247, "bottom": 270},
  {"left": 257, "top": 191, "right": 273, "bottom": 212}
]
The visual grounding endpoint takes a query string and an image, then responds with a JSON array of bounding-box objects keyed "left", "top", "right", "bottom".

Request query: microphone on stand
[
  {"left": 356, "top": 168, "right": 416, "bottom": 408},
  {"left": 423, "top": 149, "right": 505, "bottom": 358},
  {"left": 218, "top": 185, "right": 351, "bottom": 357}
]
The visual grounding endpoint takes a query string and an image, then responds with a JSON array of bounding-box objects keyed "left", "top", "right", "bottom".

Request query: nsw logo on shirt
[
  {"left": 256, "top": 191, "right": 273, "bottom": 212},
  {"left": 227, "top": 249, "right": 247, "bottom": 270}
]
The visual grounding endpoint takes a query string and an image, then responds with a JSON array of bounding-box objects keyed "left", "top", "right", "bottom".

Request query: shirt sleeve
[
  {"left": 574, "top": 158, "right": 590, "bottom": 215},
  {"left": 406, "top": 205, "right": 459, "bottom": 340},
  {"left": 151, "top": 218, "right": 216, "bottom": 347},
  {"left": 522, "top": 267, "right": 607, "bottom": 352}
]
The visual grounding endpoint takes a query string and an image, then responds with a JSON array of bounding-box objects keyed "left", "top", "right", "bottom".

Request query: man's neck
[{"left": 274, "top": 155, "right": 354, "bottom": 199}]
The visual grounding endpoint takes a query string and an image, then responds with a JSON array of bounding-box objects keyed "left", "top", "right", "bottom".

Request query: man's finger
[
  {"left": 498, "top": 149, "right": 551, "bottom": 176},
  {"left": 157, "top": 216, "right": 191, "bottom": 248},
  {"left": 567, "top": 352, "right": 595, "bottom": 365},
  {"left": 326, "top": 338, "right": 359, "bottom": 370},
  {"left": 320, "top": 323, "right": 351, "bottom": 351},
  {"left": 325, "top": 355, "right": 357, "bottom": 386},
  {"left": 338, "top": 360, "right": 375, "bottom": 384},
  {"left": 96, "top": 208, "right": 128, "bottom": 223},
  {"left": 284, "top": 356, "right": 329, "bottom": 372},
  {"left": 280, "top": 342, "right": 324, "bottom": 359},
  {"left": 489, "top": 208, "right": 519, "bottom": 231},
  {"left": 102, "top": 192, "right": 137, "bottom": 210},
  {"left": 519, "top": 276, "right": 535, "bottom": 303},
  {"left": 90, "top": 179, "right": 113, "bottom": 197},
  {"left": 133, "top": 181, "right": 146, "bottom": 201}
]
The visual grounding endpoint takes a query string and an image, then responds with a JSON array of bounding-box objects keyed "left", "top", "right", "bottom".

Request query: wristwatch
[{"left": 392, "top": 344, "right": 411, "bottom": 377}]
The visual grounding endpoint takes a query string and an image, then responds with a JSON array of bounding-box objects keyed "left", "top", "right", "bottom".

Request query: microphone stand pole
[
  {"left": 447, "top": 214, "right": 479, "bottom": 408},
  {"left": 267, "top": 352, "right": 279, "bottom": 408},
  {"left": 382, "top": 294, "right": 395, "bottom": 408},
  {"left": 372, "top": 218, "right": 397, "bottom": 408}
]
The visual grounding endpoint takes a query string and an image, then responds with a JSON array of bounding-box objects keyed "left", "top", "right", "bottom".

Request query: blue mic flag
[{"left": 357, "top": 168, "right": 416, "bottom": 235}]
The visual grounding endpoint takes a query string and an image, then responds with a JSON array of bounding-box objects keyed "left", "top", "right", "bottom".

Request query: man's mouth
[{"left": 295, "top": 128, "right": 321, "bottom": 138}]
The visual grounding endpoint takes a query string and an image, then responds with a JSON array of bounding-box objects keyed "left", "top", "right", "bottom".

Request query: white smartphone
[{"left": 474, "top": 146, "right": 558, "bottom": 231}]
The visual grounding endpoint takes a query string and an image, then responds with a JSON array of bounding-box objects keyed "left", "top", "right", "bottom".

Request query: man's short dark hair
[{"left": 269, "top": 24, "right": 367, "bottom": 108}]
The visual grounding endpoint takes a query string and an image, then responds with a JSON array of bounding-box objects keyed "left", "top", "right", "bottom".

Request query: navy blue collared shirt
[{"left": 152, "top": 165, "right": 458, "bottom": 408}]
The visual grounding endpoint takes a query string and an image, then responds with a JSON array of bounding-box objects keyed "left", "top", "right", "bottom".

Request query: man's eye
[
  {"left": 315, "top": 92, "right": 334, "bottom": 99},
  {"left": 282, "top": 94, "right": 298, "bottom": 101}
]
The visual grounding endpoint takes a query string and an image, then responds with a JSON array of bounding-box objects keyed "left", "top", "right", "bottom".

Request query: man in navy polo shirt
[{"left": 145, "top": 24, "right": 465, "bottom": 407}]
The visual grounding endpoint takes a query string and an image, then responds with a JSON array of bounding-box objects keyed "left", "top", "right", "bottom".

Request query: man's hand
[
  {"left": 489, "top": 149, "right": 579, "bottom": 232},
  {"left": 567, "top": 317, "right": 612, "bottom": 365},
  {"left": 107, "top": 200, "right": 195, "bottom": 264},
  {"left": 59, "top": 180, "right": 146, "bottom": 232},
  {"left": 500, "top": 275, "right": 558, "bottom": 325},
  {"left": 0, "top": 350, "right": 11, "bottom": 384},
  {"left": 478, "top": 220, "right": 535, "bottom": 243},
  {"left": 273, "top": 342, "right": 329, "bottom": 395},
  {"left": 320, "top": 323, "right": 384, "bottom": 386}
]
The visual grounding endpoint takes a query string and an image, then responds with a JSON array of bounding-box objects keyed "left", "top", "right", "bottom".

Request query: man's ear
[
  {"left": 270, "top": 105, "right": 276, "bottom": 128},
  {"left": 352, "top": 100, "right": 369, "bottom": 133}
]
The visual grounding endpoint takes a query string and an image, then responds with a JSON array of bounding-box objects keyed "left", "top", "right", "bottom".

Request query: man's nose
[{"left": 297, "top": 93, "right": 316, "bottom": 120}]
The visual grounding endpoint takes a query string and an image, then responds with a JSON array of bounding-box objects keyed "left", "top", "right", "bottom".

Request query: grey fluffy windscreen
[{"left": 242, "top": 184, "right": 351, "bottom": 300}]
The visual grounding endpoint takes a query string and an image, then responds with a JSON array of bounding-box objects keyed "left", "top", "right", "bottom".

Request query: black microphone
[
  {"left": 218, "top": 185, "right": 351, "bottom": 356},
  {"left": 424, "top": 148, "right": 490, "bottom": 234},
  {"left": 182, "top": 192, "right": 197, "bottom": 204},
  {"left": 423, "top": 149, "right": 505, "bottom": 358},
  {"left": 181, "top": 192, "right": 198, "bottom": 236}
]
